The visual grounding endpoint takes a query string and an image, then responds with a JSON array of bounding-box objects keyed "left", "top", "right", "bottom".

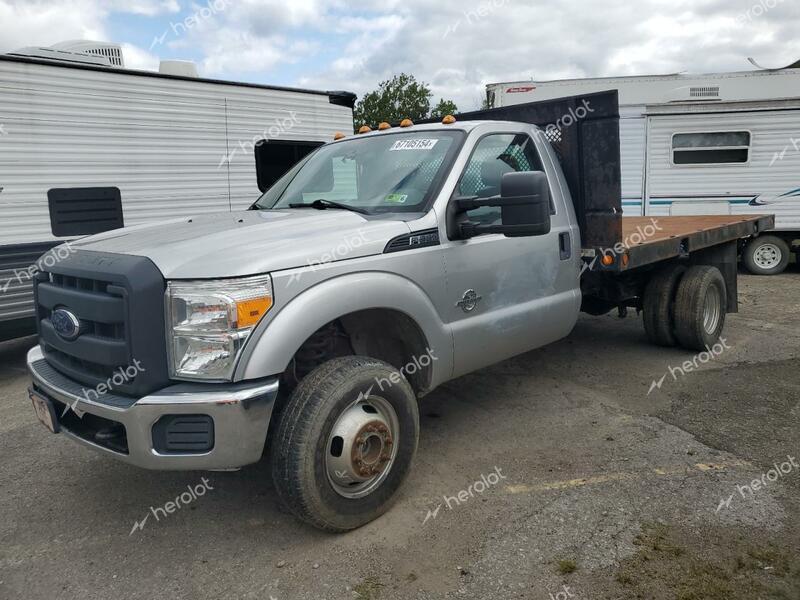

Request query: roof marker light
[
  {"left": 378, "top": 122, "right": 391, "bottom": 130},
  {"left": 400, "top": 118, "right": 413, "bottom": 128},
  {"left": 358, "top": 125, "right": 372, "bottom": 134},
  {"left": 333, "top": 132, "right": 346, "bottom": 140},
  {"left": 442, "top": 115, "right": 457, "bottom": 124}
]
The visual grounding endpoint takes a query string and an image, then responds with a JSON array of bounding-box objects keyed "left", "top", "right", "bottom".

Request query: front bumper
[{"left": 26, "top": 346, "right": 279, "bottom": 470}]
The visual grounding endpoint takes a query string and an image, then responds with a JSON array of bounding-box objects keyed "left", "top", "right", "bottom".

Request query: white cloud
[
  {"left": 120, "top": 42, "right": 160, "bottom": 70},
  {"left": 2, "top": 0, "right": 799, "bottom": 112},
  {"left": 0, "top": 0, "right": 107, "bottom": 52},
  {"left": 107, "top": 0, "right": 180, "bottom": 16}
]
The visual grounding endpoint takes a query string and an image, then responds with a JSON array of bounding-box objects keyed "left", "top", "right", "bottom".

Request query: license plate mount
[{"left": 30, "top": 389, "right": 59, "bottom": 434}]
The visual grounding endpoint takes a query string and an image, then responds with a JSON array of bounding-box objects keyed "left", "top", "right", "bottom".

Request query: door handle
[{"left": 559, "top": 232, "right": 571, "bottom": 260}]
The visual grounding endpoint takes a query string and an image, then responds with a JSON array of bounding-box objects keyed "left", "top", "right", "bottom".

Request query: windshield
[{"left": 254, "top": 130, "right": 465, "bottom": 214}]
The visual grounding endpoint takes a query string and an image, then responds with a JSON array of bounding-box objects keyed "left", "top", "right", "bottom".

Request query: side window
[
  {"left": 672, "top": 131, "right": 751, "bottom": 165},
  {"left": 456, "top": 133, "right": 549, "bottom": 225}
]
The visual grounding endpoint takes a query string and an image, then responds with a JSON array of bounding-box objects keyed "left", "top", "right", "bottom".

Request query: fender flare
[{"left": 234, "top": 271, "right": 454, "bottom": 386}]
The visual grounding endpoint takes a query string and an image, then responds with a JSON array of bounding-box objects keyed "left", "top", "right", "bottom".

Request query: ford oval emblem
[{"left": 51, "top": 308, "right": 81, "bottom": 341}]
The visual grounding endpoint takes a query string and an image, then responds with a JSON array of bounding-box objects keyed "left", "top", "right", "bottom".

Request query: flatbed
[{"left": 609, "top": 214, "right": 775, "bottom": 271}]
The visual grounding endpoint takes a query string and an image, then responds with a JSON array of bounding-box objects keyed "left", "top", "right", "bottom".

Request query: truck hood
[{"left": 70, "top": 209, "right": 410, "bottom": 279}]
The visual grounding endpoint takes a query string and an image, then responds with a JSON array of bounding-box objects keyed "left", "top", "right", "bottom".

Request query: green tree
[
  {"left": 430, "top": 99, "right": 459, "bottom": 119},
  {"left": 353, "top": 74, "right": 458, "bottom": 130}
]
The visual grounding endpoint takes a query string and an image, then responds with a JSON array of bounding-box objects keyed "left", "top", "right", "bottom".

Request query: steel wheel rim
[
  {"left": 325, "top": 394, "right": 400, "bottom": 499},
  {"left": 753, "top": 243, "right": 782, "bottom": 269},
  {"left": 702, "top": 285, "right": 722, "bottom": 334}
]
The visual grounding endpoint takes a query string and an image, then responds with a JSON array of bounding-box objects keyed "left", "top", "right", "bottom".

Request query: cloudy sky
[{"left": 0, "top": 0, "right": 798, "bottom": 110}]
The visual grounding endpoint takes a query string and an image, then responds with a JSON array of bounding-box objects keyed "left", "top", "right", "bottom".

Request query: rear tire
[
  {"left": 673, "top": 266, "right": 727, "bottom": 351},
  {"left": 742, "top": 235, "right": 790, "bottom": 275},
  {"left": 271, "top": 356, "right": 419, "bottom": 532},
  {"left": 642, "top": 264, "right": 687, "bottom": 347}
]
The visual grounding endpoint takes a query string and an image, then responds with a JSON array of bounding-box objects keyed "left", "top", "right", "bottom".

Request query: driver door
[{"left": 440, "top": 131, "right": 581, "bottom": 378}]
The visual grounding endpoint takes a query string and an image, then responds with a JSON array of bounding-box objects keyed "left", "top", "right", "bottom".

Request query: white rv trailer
[
  {"left": 0, "top": 43, "right": 355, "bottom": 340},
  {"left": 487, "top": 68, "right": 800, "bottom": 275}
]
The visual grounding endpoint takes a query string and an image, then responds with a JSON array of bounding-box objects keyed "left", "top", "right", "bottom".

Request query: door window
[{"left": 456, "top": 133, "right": 549, "bottom": 225}]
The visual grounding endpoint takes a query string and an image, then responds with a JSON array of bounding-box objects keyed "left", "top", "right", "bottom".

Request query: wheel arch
[{"left": 234, "top": 272, "right": 453, "bottom": 392}]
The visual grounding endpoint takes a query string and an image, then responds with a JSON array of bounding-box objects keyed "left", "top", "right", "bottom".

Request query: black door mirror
[
  {"left": 499, "top": 171, "right": 551, "bottom": 237},
  {"left": 453, "top": 171, "right": 552, "bottom": 239}
]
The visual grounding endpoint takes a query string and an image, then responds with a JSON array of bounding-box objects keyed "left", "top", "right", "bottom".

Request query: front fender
[{"left": 234, "top": 271, "right": 454, "bottom": 387}]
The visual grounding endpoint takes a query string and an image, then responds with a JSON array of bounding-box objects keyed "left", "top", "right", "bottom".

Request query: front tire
[
  {"left": 271, "top": 356, "right": 419, "bottom": 532},
  {"left": 742, "top": 235, "right": 790, "bottom": 275}
]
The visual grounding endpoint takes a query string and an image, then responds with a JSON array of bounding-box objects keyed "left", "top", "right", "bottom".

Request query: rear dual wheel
[{"left": 643, "top": 264, "right": 727, "bottom": 351}]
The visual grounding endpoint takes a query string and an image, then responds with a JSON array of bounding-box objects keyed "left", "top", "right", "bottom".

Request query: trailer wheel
[
  {"left": 642, "top": 264, "right": 687, "bottom": 347},
  {"left": 673, "top": 266, "right": 727, "bottom": 351},
  {"left": 271, "top": 356, "right": 419, "bottom": 532},
  {"left": 742, "top": 235, "right": 790, "bottom": 275}
]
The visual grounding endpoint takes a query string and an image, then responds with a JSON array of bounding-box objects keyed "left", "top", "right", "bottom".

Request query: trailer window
[
  {"left": 254, "top": 140, "right": 325, "bottom": 192},
  {"left": 672, "top": 132, "right": 750, "bottom": 165}
]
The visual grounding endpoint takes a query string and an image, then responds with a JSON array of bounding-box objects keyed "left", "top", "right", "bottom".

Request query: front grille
[{"left": 34, "top": 250, "right": 170, "bottom": 397}]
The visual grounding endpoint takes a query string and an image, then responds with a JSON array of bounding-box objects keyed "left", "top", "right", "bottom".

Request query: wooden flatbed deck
[
  {"left": 592, "top": 214, "right": 775, "bottom": 271},
  {"left": 622, "top": 216, "right": 768, "bottom": 245}
]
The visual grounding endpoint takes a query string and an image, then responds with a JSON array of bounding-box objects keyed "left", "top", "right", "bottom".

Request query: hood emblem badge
[
  {"left": 51, "top": 308, "right": 82, "bottom": 341},
  {"left": 457, "top": 289, "right": 482, "bottom": 313}
]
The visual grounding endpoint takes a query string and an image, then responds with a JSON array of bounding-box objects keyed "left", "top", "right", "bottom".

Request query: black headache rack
[{"left": 422, "top": 90, "right": 623, "bottom": 249}]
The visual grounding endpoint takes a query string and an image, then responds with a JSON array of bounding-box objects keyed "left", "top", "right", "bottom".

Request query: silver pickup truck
[{"left": 26, "top": 92, "right": 773, "bottom": 531}]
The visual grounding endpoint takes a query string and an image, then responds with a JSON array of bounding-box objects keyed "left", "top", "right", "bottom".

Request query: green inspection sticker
[{"left": 386, "top": 194, "right": 408, "bottom": 204}]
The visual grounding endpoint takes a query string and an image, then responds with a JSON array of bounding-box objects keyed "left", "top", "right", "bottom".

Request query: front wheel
[
  {"left": 271, "top": 356, "right": 419, "bottom": 532},
  {"left": 742, "top": 235, "right": 790, "bottom": 276}
]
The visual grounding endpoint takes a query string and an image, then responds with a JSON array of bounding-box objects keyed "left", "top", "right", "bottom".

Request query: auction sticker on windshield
[{"left": 390, "top": 139, "right": 439, "bottom": 151}]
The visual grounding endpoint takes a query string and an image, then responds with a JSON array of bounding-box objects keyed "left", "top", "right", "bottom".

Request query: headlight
[{"left": 165, "top": 275, "right": 274, "bottom": 380}]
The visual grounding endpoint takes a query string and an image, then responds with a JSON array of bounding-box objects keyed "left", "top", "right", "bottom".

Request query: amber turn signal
[{"left": 601, "top": 254, "right": 615, "bottom": 266}]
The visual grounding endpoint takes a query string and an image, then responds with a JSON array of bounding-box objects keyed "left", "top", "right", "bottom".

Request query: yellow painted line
[{"left": 505, "top": 460, "right": 750, "bottom": 494}]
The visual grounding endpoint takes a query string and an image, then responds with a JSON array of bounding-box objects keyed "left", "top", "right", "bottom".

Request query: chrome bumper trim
[{"left": 27, "top": 346, "right": 279, "bottom": 470}]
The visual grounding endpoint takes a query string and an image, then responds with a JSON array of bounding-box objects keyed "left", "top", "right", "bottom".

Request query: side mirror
[
  {"left": 453, "top": 171, "right": 552, "bottom": 239},
  {"left": 499, "top": 171, "right": 551, "bottom": 237}
]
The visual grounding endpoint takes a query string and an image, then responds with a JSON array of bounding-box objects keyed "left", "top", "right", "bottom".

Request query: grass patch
[
  {"left": 612, "top": 523, "right": 800, "bottom": 600},
  {"left": 353, "top": 577, "right": 384, "bottom": 599},
  {"left": 556, "top": 559, "right": 577, "bottom": 574}
]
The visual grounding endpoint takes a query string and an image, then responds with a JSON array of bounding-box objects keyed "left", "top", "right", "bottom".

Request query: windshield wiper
[{"left": 288, "top": 199, "right": 370, "bottom": 215}]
